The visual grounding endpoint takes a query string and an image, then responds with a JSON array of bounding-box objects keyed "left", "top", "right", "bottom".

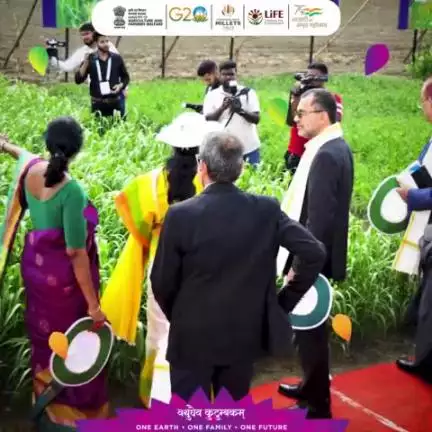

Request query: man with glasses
[
  {"left": 278, "top": 88, "right": 353, "bottom": 419},
  {"left": 285, "top": 62, "right": 343, "bottom": 175},
  {"left": 394, "top": 77, "right": 432, "bottom": 384}
]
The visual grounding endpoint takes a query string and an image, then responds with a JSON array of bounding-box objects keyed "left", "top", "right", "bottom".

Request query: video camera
[
  {"left": 291, "top": 72, "right": 328, "bottom": 97},
  {"left": 223, "top": 81, "right": 249, "bottom": 113},
  {"left": 182, "top": 103, "right": 204, "bottom": 114},
  {"left": 286, "top": 72, "right": 328, "bottom": 126},
  {"left": 46, "top": 38, "right": 67, "bottom": 48},
  {"left": 45, "top": 38, "right": 66, "bottom": 59}
]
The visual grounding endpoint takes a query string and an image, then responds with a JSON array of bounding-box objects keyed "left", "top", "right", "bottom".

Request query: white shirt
[
  {"left": 203, "top": 85, "right": 261, "bottom": 154},
  {"left": 50, "top": 41, "right": 119, "bottom": 72}
]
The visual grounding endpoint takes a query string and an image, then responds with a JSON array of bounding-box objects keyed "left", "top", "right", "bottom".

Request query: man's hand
[
  {"left": 396, "top": 187, "right": 410, "bottom": 202},
  {"left": 284, "top": 268, "right": 295, "bottom": 285},
  {"left": 221, "top": 97, "right": 232, "bottom": 110},
  {"left": 112, "top": 84, "right": 123, "bottom": 94}
]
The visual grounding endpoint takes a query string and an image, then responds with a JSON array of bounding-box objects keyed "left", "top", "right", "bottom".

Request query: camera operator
[
  {"left": 284, "top": 62, "right": 343, "bottom": 174},
  {"left": 183, "top": 60, "right": 221, "bottom": 114},
  {"left": 46, "top": 22, "right": 127, "bottom": 118},
  {"left": 203, "top": 60, "right": 261, "bottom": 167}
]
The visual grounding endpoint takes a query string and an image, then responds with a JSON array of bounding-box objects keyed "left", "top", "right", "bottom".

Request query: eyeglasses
[{"left": 295, "top": 109, "right": 324, "bottom": 118}]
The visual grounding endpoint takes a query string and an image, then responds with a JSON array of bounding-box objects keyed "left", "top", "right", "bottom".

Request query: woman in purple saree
[{"left": 0, "top": 117, "right": 109, "bottom": 430}]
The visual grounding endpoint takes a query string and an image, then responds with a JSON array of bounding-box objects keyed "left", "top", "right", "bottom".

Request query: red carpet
[{"left": 250, "top": 363, "right": 432, "bottom": 431}]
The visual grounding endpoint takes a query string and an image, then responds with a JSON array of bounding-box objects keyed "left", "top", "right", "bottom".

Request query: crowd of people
[{"left": 0, "top": 22, "right": 432, "bottom": 432}]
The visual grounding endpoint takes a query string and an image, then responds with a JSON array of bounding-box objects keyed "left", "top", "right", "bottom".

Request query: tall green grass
[{"left": 0, "top": 72, "right": 424, "bottom": 395}]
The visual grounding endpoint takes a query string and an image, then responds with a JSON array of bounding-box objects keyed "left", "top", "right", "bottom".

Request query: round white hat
[{"left": 156, "top": 112, "right": 224, "bottom": 149}]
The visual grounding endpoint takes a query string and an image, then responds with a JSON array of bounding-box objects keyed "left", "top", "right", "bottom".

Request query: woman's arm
[
  {"left": 63, "top": 182, "right": 105, "bottom": 322},
  {"left": 0, "top": 135, "right": 24, "bottom": 160},
  {"left": 67, "top": 249, "right": 105, "bottom": 321}
]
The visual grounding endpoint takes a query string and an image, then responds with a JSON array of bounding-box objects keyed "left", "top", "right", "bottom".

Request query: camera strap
[{"left": 224, "top": 87, "right": 250, "bottom": 128}]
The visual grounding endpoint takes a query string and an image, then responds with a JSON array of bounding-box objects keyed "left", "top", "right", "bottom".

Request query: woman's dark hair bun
[
  {"left": 43, "top": 116, "right": 83, "bottom": 187},
  {"left": 166, "top": 147, "right": 198, "bottom": 204}
]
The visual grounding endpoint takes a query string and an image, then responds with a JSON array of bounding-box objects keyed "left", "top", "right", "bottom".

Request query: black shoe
[
  {"left": 396, "top": 357, "right": 418, "bottom": 374},
  {"left": 278, "top": 383, "right": 304, "bottom": 400},
  {"left": 396, "top": 357, "right": 432, "bottom": 383},
  {"left": 306, "top": 407, "right": 332, "bottom": 419}
]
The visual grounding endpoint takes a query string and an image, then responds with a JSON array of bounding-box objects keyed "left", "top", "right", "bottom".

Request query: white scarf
[{"left": 276, "top": 122, "right": 344, "bottom": 276}]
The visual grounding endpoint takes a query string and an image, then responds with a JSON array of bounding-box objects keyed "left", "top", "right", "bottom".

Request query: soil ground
[{"left": 0, "top": 0, "right": 423, "bottom": 82}]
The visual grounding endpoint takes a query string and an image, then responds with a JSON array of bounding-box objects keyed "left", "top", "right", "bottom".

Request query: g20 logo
[{"left": 169, "top": 6, "right": 208, "bottom": 22}]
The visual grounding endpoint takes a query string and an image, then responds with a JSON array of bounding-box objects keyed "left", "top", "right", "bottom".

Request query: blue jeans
[{"left": 244, "top": 148, "right": 260, "bottom": 167}]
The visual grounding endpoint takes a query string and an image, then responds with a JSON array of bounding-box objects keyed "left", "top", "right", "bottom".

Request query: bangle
[{"left": 88, "top": 305, "right": 101, "bottom": 314}]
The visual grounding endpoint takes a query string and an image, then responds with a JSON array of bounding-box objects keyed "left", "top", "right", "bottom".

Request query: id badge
[{"left": 99, "top": 81, "right": 111, "bottom": 95}]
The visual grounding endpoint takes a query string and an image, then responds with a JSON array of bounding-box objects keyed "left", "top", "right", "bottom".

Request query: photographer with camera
[
  {"left": 183, "top": 60, "right": 221, "bottom": 114},
  {"left": 46, "top": 23, "right": 127, "bottom": 117},
  {"left": 284, "top": 63, "right": 343, "bottom": 175},
  {"left": 203, "top": 60, "right": 261, "bottom": 167}
]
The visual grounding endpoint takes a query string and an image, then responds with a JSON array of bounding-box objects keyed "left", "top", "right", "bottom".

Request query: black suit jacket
[
  {"left": 286, "top": 137, "right": 354, "bottom": 282},
  {"left": 150, "top": 183, "right": 326, "bottom": 368}
]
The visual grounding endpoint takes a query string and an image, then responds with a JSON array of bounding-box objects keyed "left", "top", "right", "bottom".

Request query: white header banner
[{"left": 92, "top": 1, "right": 341, "bottom": 36}]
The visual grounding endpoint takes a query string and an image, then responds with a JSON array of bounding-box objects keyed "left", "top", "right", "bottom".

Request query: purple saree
[{"left": 11, "top": 159, "right": 109, "bottom": 429}]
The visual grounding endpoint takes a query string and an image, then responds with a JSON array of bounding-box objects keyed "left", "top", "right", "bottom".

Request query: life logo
[
  {"left": 248, "top": 9, "right": 285, "bottom": 25},
  {"left": 169, "top": 6, "right": 208, "bottom": 22}
]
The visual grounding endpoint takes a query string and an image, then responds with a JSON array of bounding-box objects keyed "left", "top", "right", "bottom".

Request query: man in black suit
[
  {"left": 150, "top": 131, "right": 326, "bottom": 402},
  {"left": 278, "top": 88, "right": 354, "bottom": 418}
]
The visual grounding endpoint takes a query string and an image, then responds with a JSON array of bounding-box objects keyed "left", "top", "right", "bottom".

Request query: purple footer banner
[{"left": 77, "top": 390, "right": 348, "bottom": 432}]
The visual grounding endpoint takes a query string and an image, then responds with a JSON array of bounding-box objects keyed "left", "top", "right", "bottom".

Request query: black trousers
[
  {"left": 170, "top": 363, "right": 254, "bottom": 402},
  {"left": 294, "top": 321, "right": 331, "bottom": 412},
  {"left": 91, "top": 99, "right": 122, "bottom": 117}
]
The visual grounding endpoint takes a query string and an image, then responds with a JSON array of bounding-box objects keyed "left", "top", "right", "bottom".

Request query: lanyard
[{"left": 95, "top": 57, "right": 112, "bottom": 82}]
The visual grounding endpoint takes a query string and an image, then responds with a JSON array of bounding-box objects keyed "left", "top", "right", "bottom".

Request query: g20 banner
[
  {"left": 91, "top": 0, "right": 340, "bottom": 36},
  {"left": 42, "top": 0, "right": 340, "bottom": 33}
]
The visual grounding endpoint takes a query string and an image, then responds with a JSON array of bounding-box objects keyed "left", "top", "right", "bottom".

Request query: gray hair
[
  {"left": 301, "top": 88, "right": 337, "bottom": 123},
  {"left": 199, "top": 132, "right": 244, "bottom": 183}
]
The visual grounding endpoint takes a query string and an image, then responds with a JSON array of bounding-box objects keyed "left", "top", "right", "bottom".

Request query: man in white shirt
[
  {"left": 46, "top": 22, "right": 127, "bottom": 117},
  {"left": 203, "top": 60, "right": 261, "bottom": 167}
]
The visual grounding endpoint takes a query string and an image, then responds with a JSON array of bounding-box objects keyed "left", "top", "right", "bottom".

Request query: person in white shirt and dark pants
[{"left": 203, "top": 60, "right": 261, "bottom": 167}]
